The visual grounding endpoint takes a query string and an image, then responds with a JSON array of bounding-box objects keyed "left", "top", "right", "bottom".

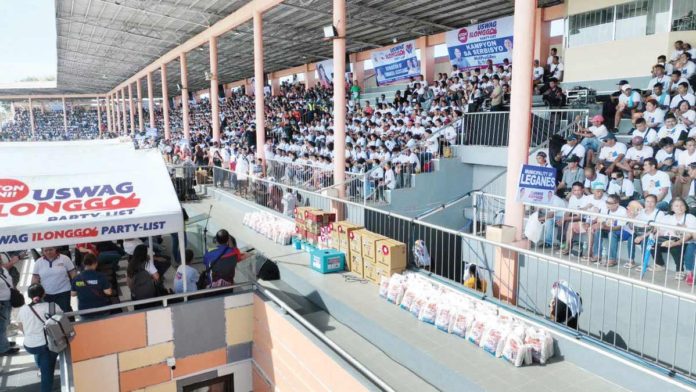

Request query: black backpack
[{"left": 131, "top": 269, "right": 157, "bottom": 300}]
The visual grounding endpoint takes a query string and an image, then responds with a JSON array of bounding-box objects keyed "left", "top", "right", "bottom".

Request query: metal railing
[
  {"left": 209, "top": 176, "right": 696, "bottom": 383},
  {"left": 166, "top": 163, "right": 212, "bottom": 201},
  {"left": 457, "top": 109, "right": 588, "bottom": 149}
]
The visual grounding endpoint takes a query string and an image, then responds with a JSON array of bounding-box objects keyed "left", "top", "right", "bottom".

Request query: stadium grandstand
[{"left": 1, "top": 0, "right": 696, "bottom": 391}]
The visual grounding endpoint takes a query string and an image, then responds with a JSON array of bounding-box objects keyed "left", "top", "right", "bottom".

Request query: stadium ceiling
[{"left": 0, "top": 0, "right": 563, "bottom": 97}]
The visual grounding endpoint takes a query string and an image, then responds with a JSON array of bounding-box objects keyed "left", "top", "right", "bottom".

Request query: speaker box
[{"left": 252, "top": 254, "right": 280, "bottom": 281}]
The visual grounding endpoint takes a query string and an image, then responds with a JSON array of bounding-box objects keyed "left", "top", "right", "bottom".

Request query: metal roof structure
[{"left": 0, "top": 0, "right": 562, "bottom": 97}]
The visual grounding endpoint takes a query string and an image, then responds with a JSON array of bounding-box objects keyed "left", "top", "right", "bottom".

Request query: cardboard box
[
  {"left": 294, "top": 225, "right": 306, "bottom": 240},
  {"left": 363, "top": 260, "right": 376, "bottom": 283},
  {"left": 306, "top": 210, "right": 336, "bottom": 226},
  {"left": 349, "top": 229, "right": 369, "bottom": 256},
  {"left": 294, "top": 207, "right": 318, "bottom": 223},
  {"left": 348, "top": 252, "right": 363, "bottom": 277},
  {"left": 333, "top": 221, "right": 364, "bottom": 251},
  {"left": 361, "top": 231, "right": 385, "bottom": 262},
  {"left": 374, "top": 263, "right": 404, "bottom": 283},
  {"left": 375, "top": 239, "right": 407, "bottom": 270},
  {"left": 306, "top": 232, "right": 319, "bottom": 245},
  {"left": 485, "top": 225, "right": 516, "bottom": 244}
]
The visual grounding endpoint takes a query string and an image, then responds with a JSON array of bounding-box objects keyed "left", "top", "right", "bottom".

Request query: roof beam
[
  {"left": 57, "top": 16, "right": 181, "bottom": 45},
  {"left": 58, "top": 35, "right": 160, "bottom": 58},
  {"left": 93, "top": 0, "right": 211, "bottom": 29},
  {"left": 349, "top": 1, "right": 457, "bottom": 31}
]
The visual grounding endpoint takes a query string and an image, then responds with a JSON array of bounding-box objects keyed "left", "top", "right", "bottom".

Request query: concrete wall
[
  {"left": 69, "top": 292, "right": 255, "bottom": 392},
  {"left": 252, "top": 295, "right": 371, "bottom": 392},
  {"left": 567, "top": 0, "right": 630, "bottom": 15}
]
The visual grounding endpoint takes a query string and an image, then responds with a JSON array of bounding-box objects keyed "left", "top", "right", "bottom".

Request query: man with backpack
[
  {"left": 200, "top": 230, "right": 240, "bottom": 289},
  {"left": 70, "top": 254, "right": 112, "bottom": 319}
]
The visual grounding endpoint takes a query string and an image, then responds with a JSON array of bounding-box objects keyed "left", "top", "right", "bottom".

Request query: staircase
[{"left": 359, "top": 83, "right": 407, "bottom": 105}]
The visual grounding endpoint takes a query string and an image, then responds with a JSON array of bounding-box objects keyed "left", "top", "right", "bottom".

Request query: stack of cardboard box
[
  {"left": 294, "top": 207, "right": 336, "bottom": 248},
  {"left": 346, "top": 228, "right": 406, "bottom": 283}
]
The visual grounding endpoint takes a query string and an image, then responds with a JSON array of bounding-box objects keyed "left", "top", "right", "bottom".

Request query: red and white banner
[{"left": 0, "top": 140, "right": 183, "bottom": 251}]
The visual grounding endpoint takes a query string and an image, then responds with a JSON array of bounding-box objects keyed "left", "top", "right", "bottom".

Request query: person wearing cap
[
  {"left": 614, "top": 83, "right": 643, "bottom": 130},
  {"left": 575, "top": 114, "right": 608, "bottom": 164},
  {"left": 559, "top": 134, "right": 586, "bottom": 167},
  {"left": 631, "top": 118, "right": 658, "bottom": 149},
  {"left": 534, "top": 151, "right": 552, "bottom": 168},
  {"left": 642, "top": 157, "right": 672, "bottom": 211},
  {"left": 557, "top": 155, "right": 585, "bottom": 197},
  {"left": 618, "top": 135, "right": 654, "bottom": 180},
  {"left": 597, "top": 133, "right": 626, "bottom": 176}
]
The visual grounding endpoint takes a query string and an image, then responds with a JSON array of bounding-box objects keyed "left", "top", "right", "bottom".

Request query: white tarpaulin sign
[
  {"left": 0, "top": 139, "right": 183, "bottom": 251},
  {"left": 445, "top": 16, "right": 514, "bottom": 70},
  {"left": 316, "top": 59, "right": 334, "bottom": 88},
  {"left": 371, "top": 40, "right": 419, "bottom": 86}
]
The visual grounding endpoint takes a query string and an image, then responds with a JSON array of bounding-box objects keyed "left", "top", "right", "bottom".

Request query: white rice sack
[
  {"left": 409, "top": 287, "right": 432, "bottom": 318},
  {"left": 434, "top": 302, "right": 454, "bottom": 332},
  {"left": 502, "top": 335, "right": 530, "bottom": 367},
  {"left": 400, "top": 281, "right": 421, "bottom": 311},
  {"left": 449, "top": 302, "right": 476, "bottom": 338},
  {"left": 524, "top": 327, "right": 555, "bottom": 364},
  {"left": 418, "top": 294, "right": 439, "bottom": 324},
  {"left": 467, "top": 316, "right": 490, "bottom": 346},
  {"left": 378, "top": 276, "right": 390, "bottom": 298},
  {"left": 386, "top": 274, "right": 406, "bottom": 305},
  {"left": 480, "top": 320, "right": 511, "bottom": 356}
]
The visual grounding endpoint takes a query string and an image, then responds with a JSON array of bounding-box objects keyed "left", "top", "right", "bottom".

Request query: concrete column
[
  {"left": 209, "top": 36, "right": 221, "bottom": 141},
  {"left": 246, "top": 79, "right": 254, "bottom": 96},
  {"left": 106, "top": 95, "right": 112, "bottom": 133},
  {"left": 112, "top": 93, "right": 118, "bottom": 133},
  {"left": 62, "top": 97, "right": 68, "bottom": 134},
  {"left": 352, "top": 56, "right": 365, "bottom": 89},
  {"left": 497, "top": 0, "right": 537, "bottom": 304},
  {"left": 147, "top": 71, "right": 155, "bottom": 130},
  {"left": 271, "top": 77, "right": 280, "bottom": 96},
  {"left": 121, "top": 88, "right": 128, "bottom": 134},
  {"left": 333, "top": 0, "right": 347, "bottom": 196},
  {"left": 136, "top": 79, "right": 144, "bottom": 132},
  {"left": 533, "top": 8, "right": 551, "bottom": 67},
  {"left": 416, "top": 36, "right": 435, "bottom": 84},
  {"left": 128, "top": 84, "right": 135, "bottom": 135},
  {"left": 161, "top": 65, "right": 171, "bottom": 140},
  {"left": 97, "top": 97, "right": 102, "bottom": 135},
  {"left": 28, "top": 98, "right": 35, "bottom": 137},
  {"left": 253, "top": 10, "right": 266, "bottom": 160},
  {"left": 180, "top": 53, "right": 191, "bottom": 141},
  {"left": 304, "top": 65, "right": 316, "bottom": 89}
]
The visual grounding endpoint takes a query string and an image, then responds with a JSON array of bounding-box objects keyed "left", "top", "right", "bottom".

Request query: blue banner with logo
[
  {"left": 445, "top": 16, "right": 514, "bottom": 71},
  {"left": 371, "top": 40, "right": 420, "bottom": 86},
  {"left": 517, "top": 164, "right": 556, "bottom": 204}
]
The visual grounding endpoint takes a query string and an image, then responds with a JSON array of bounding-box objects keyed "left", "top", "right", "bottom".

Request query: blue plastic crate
[{"left": 309, "top": 248, "right": 346, "bottom": 274}]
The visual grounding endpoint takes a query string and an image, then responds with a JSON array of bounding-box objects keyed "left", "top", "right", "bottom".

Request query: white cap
[{"left": 621, "top": 84, "right": 631, "bottom": 92}]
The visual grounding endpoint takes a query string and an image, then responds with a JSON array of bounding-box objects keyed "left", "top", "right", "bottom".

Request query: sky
[{"left": 0, "top": 0, "right": 57, "bottom": 85}]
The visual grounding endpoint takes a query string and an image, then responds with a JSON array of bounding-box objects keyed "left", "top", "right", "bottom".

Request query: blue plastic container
[
  {"left": 309, "top": 248, "right": 346, "bottom": 274},
  {"left": 292, "top": 237, "right": 302, "bottom": 250}
]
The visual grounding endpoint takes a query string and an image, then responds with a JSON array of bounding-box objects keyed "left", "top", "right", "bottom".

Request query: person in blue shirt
[
  {"left": 202, "top": 230, "right": 240, "bottom": 288},
  {"left": 174, "top": 250, "right": 200, "bottom": 293},
  {"left": 70, "top": 254, "right": 112, "bottom": 319}
]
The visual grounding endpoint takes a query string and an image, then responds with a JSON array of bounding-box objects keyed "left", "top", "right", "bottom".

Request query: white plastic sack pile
[
  {"left": 377, "top": 272, "right": 555, "bottom": 367},
  {"left": 243, "top": 212, "right": 295, "bottom": 245}
]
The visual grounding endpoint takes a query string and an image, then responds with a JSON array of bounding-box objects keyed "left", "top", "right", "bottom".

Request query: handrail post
[{"left": 472, "top": 192, "right": 478, "bottom": 235}]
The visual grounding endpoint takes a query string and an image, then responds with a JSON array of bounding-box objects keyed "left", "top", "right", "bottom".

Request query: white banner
[
  {"left": 0, "top": 141, "right": 183, "bottom": 251},
  {"left": 371, "top": 40, "right": 419, "bottom": 86},
  {"left": 445, "top": 16, "right": 514, "bottom": 70}
]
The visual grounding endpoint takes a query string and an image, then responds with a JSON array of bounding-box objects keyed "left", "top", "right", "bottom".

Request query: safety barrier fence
[
  {"left": 166, "top": 163, "right": 212, "bottom": 201},
  {"left": 455, "top": 108, "right": 588, "bottom": 150},
  {"left": 210, "top": 175, "right": 696, "bottom": 384}
]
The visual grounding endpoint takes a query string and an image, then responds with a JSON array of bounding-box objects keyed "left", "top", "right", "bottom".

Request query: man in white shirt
[
  {"left": 618, "top": 135, "right": 654, "bottom": 180},
  {"left": 642, "top": 157, "right": 672, "bottom": 211},
  {"left": 561, "top": 181, "right": 607, "bottom": 256},
  {"left": 576, "top": 115, "right": 608, "bottom": 163},
  {"left": 549, "top": 56, "right": 564, "bottom": 81},
  {"left": 615, "top": 84, "right": 642, "bottom": 129},
  {"left": 32, "top": 247, "right": 77, "bottom": 313},
  {"left": 647, "top": 64, "right": 671, "bottom": 92},
  {"left": 597, "top": 133, "right": 626, "bottom": 176},
  {"left": 642, "top": 99, "right": 665, "bottom": 129},
  {"left": 533, "top": 60, "right": 545, "bottom": 85},
  {"left": 583, "top": 165, "right": 608, "bottom": 195},
  {"left": 559, "top": 134, "right": 586, "bottom": 167},
  {"left": 534, "top": 151, "right": 552, "bottom": 168},
  {"left": 589, "top": 194, "right": 627, "bottom": 266},
  {"left": 670, "top": 82, "right": 696, "bottom": 110},
  {"left": 607, "top": 170, "right": 635, "bottom": 206}
]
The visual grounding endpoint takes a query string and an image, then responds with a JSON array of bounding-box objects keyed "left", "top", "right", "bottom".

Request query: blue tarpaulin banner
[
  {"left": 371, "top": 40, "right": 420, "bottom": 86},
  {"left": 445, "top": 16, "right": 514, "bottom": 71}
]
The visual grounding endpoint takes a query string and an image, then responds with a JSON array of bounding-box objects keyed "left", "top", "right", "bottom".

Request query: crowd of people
[
  {"left": 0, "top": 105, "right": 108, "bottom": 141},
  {"left": 531, "top": 40, "right": 696, "bottom": 282}
]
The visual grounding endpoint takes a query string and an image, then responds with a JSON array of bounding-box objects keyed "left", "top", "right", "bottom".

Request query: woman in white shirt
[
  {"left": 17, "top": 284, "right": 62, "bottom": 392},
  {"left": 650, "top": 197, "right": 696, "bottom": 277},
  {"left": 623, "top": 195, "right": 664, "bottom": 269},
  {"left": 676, "top": 101, "right": 695, "bottom": 130}
]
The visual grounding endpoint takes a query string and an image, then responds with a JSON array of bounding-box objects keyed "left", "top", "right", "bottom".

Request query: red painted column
[
  {"left": 128, "top": 84, "right": 135, "bottom": 135},
  {"left": 121, "top": 88, "right": 128, "bottom": 134},
  {"left": 180, "top": 53, "right": 191, "bottom": 141},
  {"left": 333, "top": 0, "right": 347, "bottom": 196},
  {"left": 161, "top": 65, "right": 171, "bottom": 140},
  {"left": 253, "top": 10, "right": 266, "bottom": 161},
  {"left": 136, "top": 79, "right": 144, "bottom": 132},
  {"left": 147, "top": 72, "right": 155, "bottom": 130},
  {"left": 210, "top": 36, "right": 221, "bottom": 142}
]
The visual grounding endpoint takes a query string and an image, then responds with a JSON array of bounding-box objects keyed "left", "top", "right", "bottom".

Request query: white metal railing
[{"left": 209, "top": 175, "right": 696, "bottom": 383}]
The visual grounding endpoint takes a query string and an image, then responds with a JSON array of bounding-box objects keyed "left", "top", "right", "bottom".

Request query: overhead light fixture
[
  {"left": 323, "top": 25, "right": 338, "bottom": 39},
  {"left": 392, "top": 37, "right": 398, "bottom": 43},
  {"left": 470, "top": 19, "right": 478, "bottom": 25}
]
